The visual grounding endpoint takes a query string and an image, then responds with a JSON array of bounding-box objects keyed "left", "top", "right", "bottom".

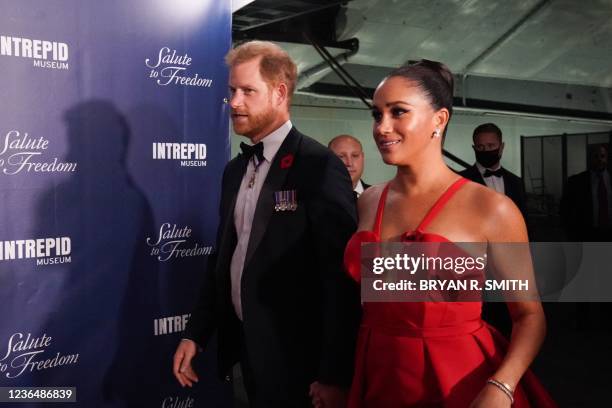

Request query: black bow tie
[
  {"left": 240, "top": 142, "right": 264, "bottom": 162},
  {"left": 483, "top": 168, "right": 504, "bottom": 178}
]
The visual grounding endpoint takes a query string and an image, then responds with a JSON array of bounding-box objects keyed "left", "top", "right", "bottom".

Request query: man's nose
[{"left": 229, "top": 92, "right": 242, "bottom": 108}]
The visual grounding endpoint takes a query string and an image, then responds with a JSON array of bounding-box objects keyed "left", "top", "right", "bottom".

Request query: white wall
[{"left": 229, "top": 103, "right": 611, "bottom": 185}]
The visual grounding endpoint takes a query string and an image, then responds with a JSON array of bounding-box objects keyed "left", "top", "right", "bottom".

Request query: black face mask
[{"left": 474, "top": 148, "right": 501, "bottom": 168}]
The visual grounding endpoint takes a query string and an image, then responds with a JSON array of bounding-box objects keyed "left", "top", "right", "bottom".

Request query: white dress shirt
[
  {"left": 230, "top": 120, "right": 292, "bottom": 320},
  {"left": 354, "top": 180, "right": 365, "bottom": 197},
  {"left": 476, "top": 162, "right": 505, "bottom": 195}
]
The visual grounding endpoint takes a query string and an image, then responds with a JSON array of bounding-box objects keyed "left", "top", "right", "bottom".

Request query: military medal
[{"left": 274, "top": 190, "right": 297, "bottom": 211}]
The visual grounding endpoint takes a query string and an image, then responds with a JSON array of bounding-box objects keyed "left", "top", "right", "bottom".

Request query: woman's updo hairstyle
[{"left": 387, "top": 59, "right": 454, "bottom": 130}]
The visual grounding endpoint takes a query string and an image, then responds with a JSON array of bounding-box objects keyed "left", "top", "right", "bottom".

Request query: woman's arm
[{"left": 472, "top": 195, "right": 546, "bottom": 406}]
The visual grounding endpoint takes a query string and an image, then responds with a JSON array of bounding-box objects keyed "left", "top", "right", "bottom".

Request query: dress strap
[
  {"left": 416, "top": 177, "right": 469, "bottom": 232},
  {"left": 373, "top": 184, "right": 390, "bottom": 237}
]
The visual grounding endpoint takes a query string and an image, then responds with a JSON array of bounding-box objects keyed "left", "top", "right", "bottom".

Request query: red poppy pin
[{"left": 280, "top": 153, "right": 294, "bottom": 169}]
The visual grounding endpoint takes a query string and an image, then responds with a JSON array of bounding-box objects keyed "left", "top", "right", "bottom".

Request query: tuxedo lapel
[
  {"left": 244, "top": 128, "right": 302, "bottom": 269},
  {"left": 473, "top": 166, "right": 486, "bottom": 185},
  {"left": 216, "top": 155, "right": 249, "bottom": 273},
  {"left": 226, "top": 155, "right": 249, "bottom": 212},
  {"left": 464, "top": 165, "right": 486, "bottom": 185},
  {"left": 502, "top": 170, "right": 514, "bottom": 197}
]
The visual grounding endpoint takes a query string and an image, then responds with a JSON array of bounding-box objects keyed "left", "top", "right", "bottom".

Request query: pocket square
[{"left": 274, "top": 189, "right": 298, "bottom": 211}]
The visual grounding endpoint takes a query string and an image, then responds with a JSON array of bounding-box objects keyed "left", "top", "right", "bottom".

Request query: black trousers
[{"left": 237, "top": 327, "right": 313, "bottom": 408}]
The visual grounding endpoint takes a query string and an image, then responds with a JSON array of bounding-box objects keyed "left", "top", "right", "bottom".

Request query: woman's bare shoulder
[
  {"left": 458, "top": 180, "right": 527, "bottom": 241},
  {"left": 359, "top": 182, "right": 386, "bottom": 203},
  {"left": 357, "top": 182, "right": 389, "bottom": 229}
]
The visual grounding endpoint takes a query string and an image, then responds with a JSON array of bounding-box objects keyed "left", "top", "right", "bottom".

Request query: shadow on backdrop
[{"left": 32, "top": 100, "right": 159, "bottom": 407}]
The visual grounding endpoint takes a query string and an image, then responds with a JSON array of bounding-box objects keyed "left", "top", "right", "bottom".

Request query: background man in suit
[
  {"left": 560, "top": 144, "right": 611, "bottom": 330},
  {"left": 460, "top": 122, "right": 527, "bottom": 217},
  {"left": 561, "top": 144, "right": 611, "bottom": 241},
  {"left": 460, "top": 122, "right": 526, "bottom": 337},
  {"left": 172, "top": 41, "right": 361, "bottom": 408},
  {"left": 328, "top": 134, "right": 370, "bottom": 198}
]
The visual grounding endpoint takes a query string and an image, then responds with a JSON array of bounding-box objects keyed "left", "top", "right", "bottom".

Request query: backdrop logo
[
  {"left": 162, "top": 396, "right": 195, "bottom": 408},
  {"left": 0, "top": 237, "right": 71, "bottom": 266},
  {"left": 146, "top": 223, "right": 213, "bottom": 262},
  {"left": 145, "top": 47, "right": 213, "bottom": 87},
  {"left": 0, "top": 35, "right": 69, "bottom": 70},
  {"left": 153, "top": 314, "right": 191, "bottom": 336},
  {"left": 152, "top": 142, "right": 207, "bottom": 167},
  {"left": 0, "top": 332, "right": 79, "bottom": 379},
  {"left": 0, "top": 130, "right": 77, "bottom": 175}
]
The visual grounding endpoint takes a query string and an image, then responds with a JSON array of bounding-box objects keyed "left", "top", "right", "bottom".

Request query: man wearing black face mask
[
  {"left": 460, "top": 123, "right": 527, "bottom": 338},
  {"left": 459, "top": 123, "right": 527, "bottom": 338},
  {"left": 460, "top": 123, "right": 526, "bottom": 217}
]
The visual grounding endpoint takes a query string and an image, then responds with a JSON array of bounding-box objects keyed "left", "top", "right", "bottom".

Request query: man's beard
[{"left": 232, "top": 104, "right": 276, "bottom": 138}]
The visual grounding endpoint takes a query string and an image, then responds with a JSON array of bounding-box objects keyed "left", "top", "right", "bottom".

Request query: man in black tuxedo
[
  {"left": 560, "top": 144, "right": 612, "bottom": 330},
  {"left": 460, "top": 123, "right": 526, "bottom": 217},
  {"left": 460, "top": 123, "right": 526, "bottom": 337},
  {"left": 173, "top": 41, "right": 360, "bottom": 408},
  {"left": 328, "top": 134, "right": 371, "bottom": 199},
  {"left": 561, "top": 144, "right": 611, "bottom": 241}
]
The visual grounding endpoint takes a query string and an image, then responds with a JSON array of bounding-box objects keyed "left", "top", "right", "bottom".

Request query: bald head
[{"left": 328, "top": 135, "right": 364, "bottom": 188}]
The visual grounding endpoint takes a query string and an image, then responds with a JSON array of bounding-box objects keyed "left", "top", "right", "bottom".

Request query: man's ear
[
  {"left": 275, "top": 82, "right": 288, "bottom": 107},
  {"left": 500, "top": 141, "right": 505, "bottom": 155}
]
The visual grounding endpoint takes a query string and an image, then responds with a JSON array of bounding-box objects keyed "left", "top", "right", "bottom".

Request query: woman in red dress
[{"left": 342, "top": 60, "right": 557, "bottom": 407}]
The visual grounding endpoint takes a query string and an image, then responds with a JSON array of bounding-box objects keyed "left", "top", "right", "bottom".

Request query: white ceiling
[
  {"left": 333, "top": 0, "right": 612, "bottom": 87},
  {"left": 234, "top": 0, "right": 612, "bottom": 118}
]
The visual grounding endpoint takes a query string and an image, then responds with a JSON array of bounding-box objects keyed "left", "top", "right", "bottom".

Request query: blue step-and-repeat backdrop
[{"left": 0, "top": 1, "right": 232, "bottom": 406}]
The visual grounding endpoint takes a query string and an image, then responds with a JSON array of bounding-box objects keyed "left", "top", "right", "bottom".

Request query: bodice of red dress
[{"left": 343, "top": 178, "right": 557, "bottom": 408}]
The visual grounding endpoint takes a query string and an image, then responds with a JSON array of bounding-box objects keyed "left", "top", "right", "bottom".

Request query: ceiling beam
[
  {"left": 233, "top": 1, "right": 349, "bottom": 33},
  {"left": 461, "top": 0, "right": 552, "bottom": 74},
  {"left": 305, "top": 82, "right": 612, "bottom": 122}
]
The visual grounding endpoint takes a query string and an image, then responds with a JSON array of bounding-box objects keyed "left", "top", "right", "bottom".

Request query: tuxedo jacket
[
  {"left": 559, "top": 170, "right": 612, "bottom": 241},
  {"left": 185, "top": 127, "right": 361, "bottom": 402},
  {"left": 561, "top": 171, "right": 591, "bottom": 240},
  {"left": 460, "top": 164, "right": 527, "bottom": 217}
]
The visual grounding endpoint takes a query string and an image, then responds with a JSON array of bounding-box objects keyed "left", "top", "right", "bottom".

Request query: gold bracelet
[{"left": 487, "top": 378, "right": 514, "bottom": 404}]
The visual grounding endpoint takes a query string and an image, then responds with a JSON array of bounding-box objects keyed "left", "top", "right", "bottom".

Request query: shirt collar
[
  {"left": 257, "top": 120, "right": 292, "bottom": 162},
  {"left": 354, "top": 180, "right": 365, "bottom": 195}
]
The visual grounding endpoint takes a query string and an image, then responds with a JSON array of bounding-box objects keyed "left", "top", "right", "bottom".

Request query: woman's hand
[{"left": 469, "top": 384, "right": 513, "bottom": 408}]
